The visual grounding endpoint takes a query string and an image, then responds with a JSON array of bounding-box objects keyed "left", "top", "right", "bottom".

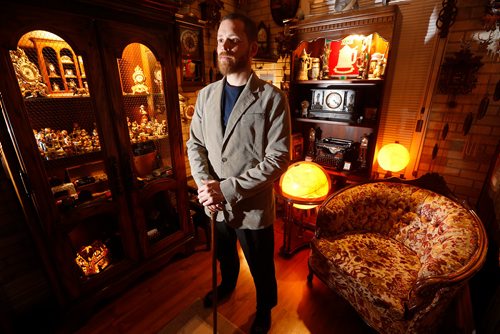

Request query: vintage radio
[
  {"left": 309, "top": 88, "right": 356, "bottom": 121},
  {"left": 313, "top": 137, "right": 357, "bottom": 170}
]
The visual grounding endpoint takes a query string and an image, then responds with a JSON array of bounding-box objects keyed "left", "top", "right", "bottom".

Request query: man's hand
[{"left": 198, "top": 180, "right": 224, "bottom": 212}]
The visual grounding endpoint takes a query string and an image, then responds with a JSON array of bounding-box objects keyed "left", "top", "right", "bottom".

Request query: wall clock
[
  {"left": 180, "top": 29, "right": 199, "bottom": 55},
  {"left": 176, "top": 19, "right": 205, "bottom": 91}
]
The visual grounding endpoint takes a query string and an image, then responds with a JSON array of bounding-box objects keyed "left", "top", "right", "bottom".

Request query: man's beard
[{"left": 218, "top": 51, "right": 249, "bottom": 75}]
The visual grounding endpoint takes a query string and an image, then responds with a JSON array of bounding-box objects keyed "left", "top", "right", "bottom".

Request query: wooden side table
[{"left": 274, "top": 183, "right": 324, "bottom": 257}]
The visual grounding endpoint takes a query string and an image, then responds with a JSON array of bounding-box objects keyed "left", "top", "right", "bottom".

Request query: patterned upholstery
[{"left": 308, "top": 177, "right": 488, "bottom": 333}]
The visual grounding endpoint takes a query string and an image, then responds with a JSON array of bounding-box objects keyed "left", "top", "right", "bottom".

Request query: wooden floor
[{"left": 72, "top": 218, "right": 376, "bottom": 334}]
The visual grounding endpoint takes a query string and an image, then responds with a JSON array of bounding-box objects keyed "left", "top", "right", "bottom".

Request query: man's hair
[{"left": 221, "top": 12, "right": 258, "bottom": 43}]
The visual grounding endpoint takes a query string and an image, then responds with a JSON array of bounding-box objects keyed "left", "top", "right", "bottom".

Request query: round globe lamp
[
  {"left": 378, "top": 143, "right": 410, "bottom": 177},
  {"left": 279, "top": 161, "right": 331, "bottom": 209}
]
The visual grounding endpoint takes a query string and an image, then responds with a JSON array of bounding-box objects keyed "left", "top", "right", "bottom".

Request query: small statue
[
  {"left": 358, "top": 133, "right": 369, "bottom": 168},
  {"left": 297, "top": 48, "right": 312, "bottom": 81},
  {"left": 305, "top": 127, "right": 317, "bottom": 161},
  {"left": 300, "top": 100, "right": 310, "bottom": 118}
]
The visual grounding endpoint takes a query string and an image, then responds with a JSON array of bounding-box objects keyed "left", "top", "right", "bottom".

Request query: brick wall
[{"left": 417, "top": 0, "right": 500, "bottom": 205}]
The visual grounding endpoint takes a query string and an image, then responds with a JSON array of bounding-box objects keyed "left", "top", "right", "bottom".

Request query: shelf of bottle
[{"left": 295, "top": 117, "right": 376, "bottom": 128}]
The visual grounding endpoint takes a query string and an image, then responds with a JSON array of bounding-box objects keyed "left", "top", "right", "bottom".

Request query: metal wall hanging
[
  {"left": 437, "top": 44, "right": 483, "bottom": 107},
  {"left": 436, "top": 0, "right": 458, "bottom": 38}
]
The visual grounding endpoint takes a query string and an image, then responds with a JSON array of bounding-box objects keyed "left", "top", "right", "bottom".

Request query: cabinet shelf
[
  {"left": 288, "top": 5, "right": 398, "bottom": 184},
  {"left": 294, "top": 79, "right": 382, "bottom": 86},
  {"left": 295, "top": 117, "right": 376, "bottom": 128},
  {"left": 43, "top": 150, "right": 103, "bottom": 168}
]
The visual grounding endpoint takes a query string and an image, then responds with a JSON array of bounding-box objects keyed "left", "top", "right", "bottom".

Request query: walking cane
[{"left": 210, "top": 211, "right": 217, "bottom": 334}]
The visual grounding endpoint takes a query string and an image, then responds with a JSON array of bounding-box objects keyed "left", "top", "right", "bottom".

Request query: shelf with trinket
[
  {"left": 117, "top": 42, "right": 175, "bottom": 185},
  {"left": 287, "top": 5, "right": 398, "bottom": 183},
  {"left": 15, "top": 33, "right": 90, "bottom": 96}
]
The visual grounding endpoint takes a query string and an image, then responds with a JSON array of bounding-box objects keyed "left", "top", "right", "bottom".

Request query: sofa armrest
[{"left": 406, "top": 224, "right": 488, "bottom": 315}]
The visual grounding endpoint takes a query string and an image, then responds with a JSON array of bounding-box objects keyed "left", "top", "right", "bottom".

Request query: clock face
[
  {"left": 20, "top": 63, "right": 38, "bottom": 82},
  {"left": 181, "top": 29, "right": 198, "bottom": 54},
  {"left": 325, "top": 92, "right": 343, "bottom": 109},
  {"left": 135, "top": 74, "right": 144, "bottom": 83},
  {"left": 154, "top": 68, "right": 162, "bottom": 81}
]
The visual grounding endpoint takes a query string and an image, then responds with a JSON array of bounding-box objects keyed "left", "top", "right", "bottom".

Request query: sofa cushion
[{"left": 311, "top": 232, "right": 421, "bottom": 320}]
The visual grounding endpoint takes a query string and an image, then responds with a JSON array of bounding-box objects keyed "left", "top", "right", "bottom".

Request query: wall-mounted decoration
[
  {"left": 437, "top": 45, "right": 483, "bottom": 107},
  {"left": 255, "top": 21, "right": 276, "bottom": 61},
  {"left": 270, "top": 0, "right": 300, "bottom": 26},
  {"left": 177, "top": 19, "right": 205, "bottom": 91},
  {"left": 436, "top": 0, "right": 458, "bottom": 38}
]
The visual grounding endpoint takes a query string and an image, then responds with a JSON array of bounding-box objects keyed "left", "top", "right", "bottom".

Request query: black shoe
[
  {"left": 203, "top": 285, "right": 234, "bottom": 308},
  {"left": 250, "top": 309, "right": 271, "bottom": 334}
]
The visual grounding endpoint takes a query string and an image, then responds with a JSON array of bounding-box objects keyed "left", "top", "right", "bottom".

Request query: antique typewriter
[{"left": 313, "top": 137, "right": 357, "bottom": 170}]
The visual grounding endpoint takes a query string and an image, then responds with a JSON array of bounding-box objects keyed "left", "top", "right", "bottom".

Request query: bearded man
[{"left": 186, "top": 12, "right": 291, "bottom": 334}]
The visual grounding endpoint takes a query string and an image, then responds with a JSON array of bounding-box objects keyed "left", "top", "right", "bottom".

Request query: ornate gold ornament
[
  {"left": 9, "top": 47, "right": 48, "bottom": 98},
  {"left": 131, "top": 65, "right": 149, "bottom": 94}
]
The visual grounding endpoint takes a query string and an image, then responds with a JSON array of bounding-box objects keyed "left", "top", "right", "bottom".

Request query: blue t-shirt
[{"left": 222, "top": 81, "right": 245, "bottom": 130}]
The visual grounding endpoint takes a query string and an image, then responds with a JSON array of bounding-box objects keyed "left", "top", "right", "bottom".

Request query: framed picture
[
  {"left": 255, "top": 21, "right": 276, "bottom": 61},
  {"left": 270, "top": 0, "right": 300, "bottom": 26}
]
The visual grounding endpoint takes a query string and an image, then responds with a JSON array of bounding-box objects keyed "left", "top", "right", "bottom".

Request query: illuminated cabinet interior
[{"left": 0, "top": 1, "right": 193, "bottom": 319}]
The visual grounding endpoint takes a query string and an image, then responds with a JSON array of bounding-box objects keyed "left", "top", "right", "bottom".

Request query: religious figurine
[{"left": 48, "top": 63, "right": 57, "bottom": 77}]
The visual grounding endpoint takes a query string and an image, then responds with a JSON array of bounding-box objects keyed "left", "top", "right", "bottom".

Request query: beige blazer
[{"left": 187, "top": 73, "right": 291, "bottom": 229}]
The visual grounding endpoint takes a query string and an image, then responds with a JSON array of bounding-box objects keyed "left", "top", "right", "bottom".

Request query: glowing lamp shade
[
  {"left": 378, "top": 143, "right": 410, "bottom": 173},
  {"left": 279, "top": 161, "right": 331, "bottom": 209}
]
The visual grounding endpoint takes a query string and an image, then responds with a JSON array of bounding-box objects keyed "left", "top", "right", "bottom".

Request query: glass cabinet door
[
  {"left": 116, "top": 42, "right": 184, "bottom": 254},
  {"left": 9, "top": 30, "right": 132, "bottom": 284}
]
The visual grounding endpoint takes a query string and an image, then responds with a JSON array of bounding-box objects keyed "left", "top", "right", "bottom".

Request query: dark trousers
[{"left": 215, "top": 221, "right": 278, "bottom": 311}]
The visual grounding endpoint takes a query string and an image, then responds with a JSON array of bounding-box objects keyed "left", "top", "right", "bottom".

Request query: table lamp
[
  {"left": 279, "top": 161, "right": 331, "bottom": 209},
  {"left": 377, "top": 142, "right": 410, "bottom": 178}
]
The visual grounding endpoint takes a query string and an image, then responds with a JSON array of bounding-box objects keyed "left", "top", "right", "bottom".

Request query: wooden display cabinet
[
  {"left": 288, "top": 5, "right": 399, "bottom": 183},
  {"left": 0, "top": 0, "right": 193, "bottom": 324}
]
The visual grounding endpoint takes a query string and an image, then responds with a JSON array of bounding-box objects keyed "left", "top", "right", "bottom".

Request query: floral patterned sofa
[{"left": 308, "top": 174, "right": 488, "bottom": 333}]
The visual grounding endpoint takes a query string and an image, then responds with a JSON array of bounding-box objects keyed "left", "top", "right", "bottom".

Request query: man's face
[{"left": 217, "top": 19, "right": 255, "bottom": 75}]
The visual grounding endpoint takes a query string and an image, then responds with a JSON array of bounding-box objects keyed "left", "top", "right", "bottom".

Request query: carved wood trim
[{"left": 292, "top": 5, "right": 397, "bottom": 41}]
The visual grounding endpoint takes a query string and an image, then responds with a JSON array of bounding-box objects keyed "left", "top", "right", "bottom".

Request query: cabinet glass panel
[
  {"left": 142, "top": 188, "right": 181, "bottom": 245},
  {"left": 10, "top": 30, "right": 121, "bottom": 277},
  {"left": 117, "top": 43, "right": 180, "bottom": 245},
  {"left": 117, "top": 43, "right": 172, "bottom": 180},
  {"left": 11, "top": 30, "right": 109, "bottom": 199}
]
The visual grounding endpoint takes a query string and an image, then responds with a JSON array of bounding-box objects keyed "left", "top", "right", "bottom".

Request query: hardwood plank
[{"left": 72, "top": 219, "right": 376, "bottom": 334}]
